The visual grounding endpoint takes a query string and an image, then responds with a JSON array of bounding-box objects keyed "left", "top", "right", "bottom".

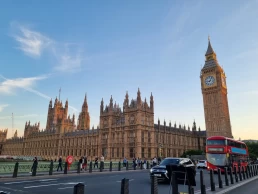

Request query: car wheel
[{"left": 197, "top": 166, "right": 200, "bottom": 169}]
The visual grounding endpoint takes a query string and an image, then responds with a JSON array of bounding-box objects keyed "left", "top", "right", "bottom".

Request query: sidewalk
[{"left": 0, "top": 167, "right": 146, "bottom": 181}]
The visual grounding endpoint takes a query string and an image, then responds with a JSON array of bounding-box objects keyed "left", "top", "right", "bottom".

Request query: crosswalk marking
[
  {"left": 58, "top": 187, "right": 74, "bottom": 190},
  {"left": 4, "top": 179, "right": 58, "bottom": 185},
  {"left": 24, "top": 182, "right": 83, "bottom": 189},
  {"left": 116, "top": 179, "right": 134, "bottom": 183}
]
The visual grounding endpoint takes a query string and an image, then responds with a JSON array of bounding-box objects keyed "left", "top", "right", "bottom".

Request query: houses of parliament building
[{"left": 0, "top": 38, "right": 233, "bottom": 161}]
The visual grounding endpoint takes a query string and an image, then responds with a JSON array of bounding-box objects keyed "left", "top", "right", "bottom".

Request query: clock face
[{"left": 205, "top": 76, "right": 215, "bottom": 86}]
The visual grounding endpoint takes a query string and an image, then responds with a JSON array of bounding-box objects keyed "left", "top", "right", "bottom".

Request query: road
[
  {"left": 0, "top": 169, "right": 228, "bottom": 194},
  {"left": 224, "top": 178, "right": 258, "bottom": 194}
]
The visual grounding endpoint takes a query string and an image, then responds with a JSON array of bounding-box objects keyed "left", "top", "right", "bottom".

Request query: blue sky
[{"left": 0, "top": 0, "right": 257, "bottom": 140}]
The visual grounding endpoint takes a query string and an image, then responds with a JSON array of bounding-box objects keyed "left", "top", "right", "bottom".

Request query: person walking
[
  {"left": 57, "top": 156, "right": 62, "bottom": 171},
  {"left": 94, "top": 156, "right": 99, "bottom": 169},
  {"left": 30, "top": 157, "right": 38, "bottom": 173}
]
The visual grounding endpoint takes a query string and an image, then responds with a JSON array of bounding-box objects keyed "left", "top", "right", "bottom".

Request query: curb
[
  {"left": 0, "top": 169, "right": 147, "bottom": 182},
  {"left": 204, "top": 175, "right": 258, "bottom": 194}
]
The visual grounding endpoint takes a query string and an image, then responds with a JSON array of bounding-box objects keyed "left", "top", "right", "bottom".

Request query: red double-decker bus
[{"left": 206, "top": 136, "right": 249, "bottom": 172}]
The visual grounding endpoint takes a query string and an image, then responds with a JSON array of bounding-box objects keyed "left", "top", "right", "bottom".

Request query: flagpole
[{"left": 59, "top": 87, "right": 61, "bottom": 101}]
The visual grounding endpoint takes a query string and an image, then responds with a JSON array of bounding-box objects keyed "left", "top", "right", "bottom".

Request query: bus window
[{"left": 207, "top": 140, "right": 226, "bottom": 145}]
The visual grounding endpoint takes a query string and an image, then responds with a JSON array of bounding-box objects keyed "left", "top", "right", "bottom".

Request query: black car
[{"left": 149, "top": 157, "right": 196, "bottom": 182}]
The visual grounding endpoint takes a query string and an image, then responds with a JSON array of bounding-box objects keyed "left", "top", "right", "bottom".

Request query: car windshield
[
  {"left": 199, "top": 161, "right": 205, "bottom": 163},
  {"left": 207, "top": 153, "right": 228, "bottom": 166},
  {"left": 159, "top": 158, "right": 180, "bottom": 166}
]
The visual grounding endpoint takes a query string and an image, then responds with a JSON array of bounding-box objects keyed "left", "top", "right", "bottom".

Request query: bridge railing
[{"left": 0, "top": 160, "right": 150, "bottom": 178}]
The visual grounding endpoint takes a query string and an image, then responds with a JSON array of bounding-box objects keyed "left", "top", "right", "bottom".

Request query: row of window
[{"left": 207, "top": 139, "right": 246, "bottom": 149}]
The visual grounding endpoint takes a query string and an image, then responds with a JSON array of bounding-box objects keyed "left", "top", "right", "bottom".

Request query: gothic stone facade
[
  {"left": 1, "top": 88, "right": 206, "bottom": 161},
  {"left": 200, "top": 39, "right": 233, "bottom": 138}
]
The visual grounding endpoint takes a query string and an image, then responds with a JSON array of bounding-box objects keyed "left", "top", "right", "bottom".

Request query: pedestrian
[
  {"left": 79, "top": 157, "right": 83, "bottom": 171},
  {"left": 94, "top": 156, "right": 99, "bottom": 168},
  {"left": 100, "top": 155, "right": 104, "bottom": 169},
  {"left": 143, "top": 158, "right": 147, "bottom": 169},
  {"left": 57, "top": 156, "right": 62, "bottom": 171},
  {"left": 30, "top": 157, "right": 38, "bottom": 173},
  {"left": 123, "top": 157, "right": 127, "bottom": 167},
  {"left": 83, "top": 156, "right": 87, "bottom": 171}
]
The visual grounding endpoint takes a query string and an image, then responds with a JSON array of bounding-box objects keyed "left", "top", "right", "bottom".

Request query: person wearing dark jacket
[
  {"left": 57, "top": 156, "right": 62, "bottom": 171},
  {"left": 30, "top": 157, "right": 38, "bottom": 173}
]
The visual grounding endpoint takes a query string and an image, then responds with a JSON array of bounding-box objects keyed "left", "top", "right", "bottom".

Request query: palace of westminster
[{"left": 0, "top": 39, "right": 233, "bottom": 160}]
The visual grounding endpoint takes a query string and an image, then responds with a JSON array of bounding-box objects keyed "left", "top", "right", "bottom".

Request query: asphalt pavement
[
  {"left": 225, "top": 179, "right": 258, "bottom": 194},
  {"left": 0, "top": 169, "right": 250, "bottom": 194}
]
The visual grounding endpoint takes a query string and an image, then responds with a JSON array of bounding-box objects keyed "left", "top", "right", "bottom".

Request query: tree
[
  {"left": 181, "top": 150, "right": 204, "bottom": 158},
  {"left": 246, "top": 142, "right": 258, "bottom": 160}
]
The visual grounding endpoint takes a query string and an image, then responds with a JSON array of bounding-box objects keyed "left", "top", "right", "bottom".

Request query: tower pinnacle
[{"left": 205, "top": 36, "right": 215, "bottom": 56}]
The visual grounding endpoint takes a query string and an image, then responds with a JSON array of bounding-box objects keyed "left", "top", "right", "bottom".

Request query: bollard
[
  {"left": 73, "top": 183, "right": 84, "bottom": 194},
  {"left": 229, "top": 167, "right": 234, "bottom": 184},
  {"left": 49, "top": 161, "right": 53, "bottom": 175},
  {"left": 32, "top": 162, "right": 38, "bottom": 176},
  {"left": 250, "top": 165, "right": 253, "bottom": 177},
  {"left": 12, "top": 162, "right": 19, "bottom": 178},
  {"left": 172, "top": 172, "right": 178, "bottom": 194},
  {"left": 151, "top": 176, "right": 158, "bottom": 194},
  {"left": 110, "top": 161, "right": 112, "bottom": 172},
  {"left": 89, "top": 161, "right": 92, "bottom": 173},
  {"left": 242, "top": 166, "right": 245, "bottom": 180},
  {"left": 200, "top": 170, "right": 206, "bottom": 194},
  {"left": 64, "top": 162, "right": 68, "bottom": 174},
  {"left": 238, "top": 166, "right": 242, "bottom": 181},
  {"left": 224, "top": 167, "right": 229, "bottom": 186},
  {"left": 234, "top": 166, "right": 238, "bottom": 182},
  {"left": 140, "top": 161, "right": 143, "bottom": 170},
  {"left": 118, "top": 161, "right": 121, "bottom": 171},
  {"left": 147, "top": 161, "right": 150, "bottom": 169},
  {"left": 120, "top": 178, "right": 129, "bottom": 194},
  {"left": 188, "top": 185, "right": 194, "bottom": 194},
  {"left": 210, "top": 170, "right": 215, "bottom": 191},
  {"left": 77, "top": 162, "right": 81, "bottom": 174},
  {"left": 246, "top": 165, "right": 249, "bottom": 179},
  {"left": 100, "top": 161, "right": 103, "bottom": 172},
  {"left": 218, "top": 168, "right": 223, "bottom": 188},
  {"left": 126, "top": 161, "right": 129, "bottom": 171},
  {"left": 238, "top": 166, "right": 243, "bottom": 181}
]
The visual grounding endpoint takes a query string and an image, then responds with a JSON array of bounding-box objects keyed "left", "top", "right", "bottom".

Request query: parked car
[
  {"left": 149, "top": 157, "right": 196, "bottom": 182},
  {"left": 196, "top": 160, "right": 207, "bottom": 169}
]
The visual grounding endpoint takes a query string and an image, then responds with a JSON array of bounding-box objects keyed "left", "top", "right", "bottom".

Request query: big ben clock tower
[{"left": 200, "top": 37, "right": 233, "bottom": 138}]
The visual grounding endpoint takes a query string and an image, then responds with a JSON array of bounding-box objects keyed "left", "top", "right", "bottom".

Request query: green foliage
[
  {"left": 181, "top": 150, "right": 203, "bottom": 158},
  {"left": 246, "top": 142, "right": 258, "bottom": 160}
]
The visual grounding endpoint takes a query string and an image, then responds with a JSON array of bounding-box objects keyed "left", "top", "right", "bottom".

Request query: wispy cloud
[
  {"left": 13, "top": 25, "right": 52, "bottom": 57},
  {"left": 0, "top": 114, "right": 39, "bottom": 120},
  {"left": 0, "top": 74, "right": 47, "bottom": 94},
  {"left": 52, "top": 44, "right": 84, "bottom": 73},
  {"left": 0, "top": 104, "right": 9, "bottom": 112},
  {"left": 11, "top": 23, "right": 84, "bottom": 72},
  {"left": 0, "top": 75, "right": 78, "bottom": 112}
]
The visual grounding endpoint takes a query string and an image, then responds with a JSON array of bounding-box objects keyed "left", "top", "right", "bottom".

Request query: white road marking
[
  {"left": 58, "top": 187, "right": 74, "bottom": 190},
  {"left": 24, "top": 182, "right": 84, "bottom": 189},
  {"left": 4, "top": 179, "right": 58, "bottom": 185},
  {"left": 58, "top": 185, "right": 86, "bottom": 190},
  {"left": 116, "top": 179, "right": 134, "bottom": 183}
]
